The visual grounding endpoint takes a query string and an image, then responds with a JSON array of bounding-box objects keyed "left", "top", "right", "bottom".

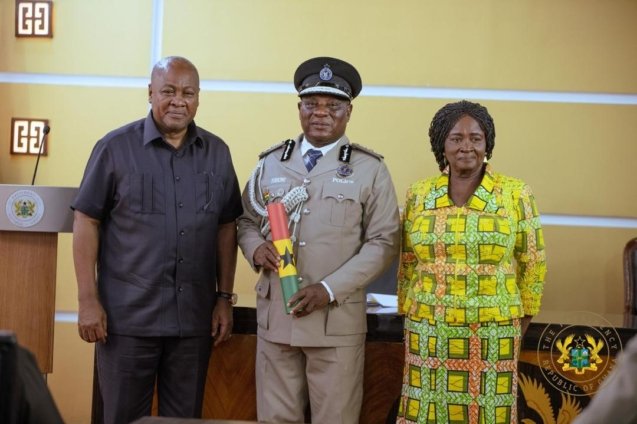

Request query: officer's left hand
[
  {"left": 289, "top": 283, "right": 330, "bottom": 318},
  {"left": 211, "top": 299, "right": 233, "bottom": 346}
]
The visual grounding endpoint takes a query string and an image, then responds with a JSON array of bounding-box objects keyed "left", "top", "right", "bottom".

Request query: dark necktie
[{"left": 305, "top": 149, "right": 323, "bottom": 172}]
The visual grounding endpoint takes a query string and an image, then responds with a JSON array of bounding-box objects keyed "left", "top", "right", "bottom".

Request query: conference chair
[
  {"left": 623, "top": 237, "right": 637, "bottom": 316},
  {"left": 0, "top": 331, "right": 19, "bottom": 423},
  {"left": 0, "top": 331, "right": 64, "bottom": 424}
]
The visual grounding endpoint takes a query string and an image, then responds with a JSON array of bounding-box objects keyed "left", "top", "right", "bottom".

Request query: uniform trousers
[
  {"left": 96, "top": 334, "right": 212, "bottom": 424},
  {"left": 256, "top": 336, "right": 365, "bottom": 424}
]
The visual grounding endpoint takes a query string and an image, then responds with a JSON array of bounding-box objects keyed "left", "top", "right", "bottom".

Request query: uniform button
[
  {"left": 178, "top": 257, "right": 184, "bottom": 263},
  {"left": 299, "top": 241, "right": 306, "bottom": 247},
  {"left": 298, "top": 277, "right": 304, "bottom": 282},
  {"left": 178, "top": 286, "right": 183, "bottom": 292},
  {"left": 303, "top": 208, "right": 310, "bottom": 215},
  {"left": 303, "top": 178, "right": 310, "bottom": 184},
  {"left": 178, "top": 202, "right": 184, "bottom": 208},
  {"left": 337, "top": 194, "right": 344, "bottom": 200},
  {"left": 179, "top": 230, "right": 185, "bottom": 236},
  {"left": 175, "top": 176, "right": 181, "bottom": 182}
]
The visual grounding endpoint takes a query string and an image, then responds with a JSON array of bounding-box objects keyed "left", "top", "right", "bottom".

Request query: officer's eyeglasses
[{"left": 300, "top": 100, "right": 348, "bottom": 113}]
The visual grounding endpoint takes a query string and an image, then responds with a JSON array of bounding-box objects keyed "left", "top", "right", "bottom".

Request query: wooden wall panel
[
  {"left": 0, "top": 231, "right": 57, "bottom": 372},
  {"left": 203, "top": 335, "right": 258, "bottom": 420},
  {"left": 200, "top": 335, "right": 404, "bottom": 424}
]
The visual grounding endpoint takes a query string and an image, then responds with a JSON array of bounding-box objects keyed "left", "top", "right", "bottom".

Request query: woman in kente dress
[{"left": 397, "top": 100, "right": 547, "bottom": 424}]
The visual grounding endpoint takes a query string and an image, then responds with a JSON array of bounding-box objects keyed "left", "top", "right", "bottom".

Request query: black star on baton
[{"left": 281, "top": 246, "right": 295, "bottom": 268}]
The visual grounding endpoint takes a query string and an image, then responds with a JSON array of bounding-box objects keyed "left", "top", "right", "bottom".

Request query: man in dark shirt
[{"left": 72, "top": 56, "right": 243, "bottom": 424}]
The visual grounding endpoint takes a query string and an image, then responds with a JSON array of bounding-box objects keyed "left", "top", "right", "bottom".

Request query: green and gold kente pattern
[
  {"left": 397, "top": 318, "right": 521, "bottom": 424},
  {"left": 398, "top": 165, "right": 547, "bottom": 324}
]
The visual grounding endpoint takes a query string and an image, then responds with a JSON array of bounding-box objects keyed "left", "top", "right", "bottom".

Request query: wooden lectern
[{"left": 0, "top": 184, "right": 77, "bottom": 374}]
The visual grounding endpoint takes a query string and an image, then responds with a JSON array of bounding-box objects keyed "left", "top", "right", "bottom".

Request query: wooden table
[{"left": 132, "top": 418, "right": 262, "bottom": 424}]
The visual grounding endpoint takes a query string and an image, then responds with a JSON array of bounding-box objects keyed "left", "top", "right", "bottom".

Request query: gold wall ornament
[
  {"left": 15, "top": 0, "right": 53, "bottom": 38},
  {"left": 11, "top": 118, "right": 50, "bottom": 155}
]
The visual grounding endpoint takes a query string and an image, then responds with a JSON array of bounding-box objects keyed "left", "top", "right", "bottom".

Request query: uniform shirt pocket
[
  {"left": 320, "top": 183, "right": 362, "bottom": 227},
  {"left": 128, "top": 173, "right": 165, "bottom": 214},
  {"left": 195, "top": 173, "right": 225, "bottom": 214}
]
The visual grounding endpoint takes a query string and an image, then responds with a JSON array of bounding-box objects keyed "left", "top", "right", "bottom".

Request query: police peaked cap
[{"left": 294, "top": 57, "right": 362, "bottom": 100}]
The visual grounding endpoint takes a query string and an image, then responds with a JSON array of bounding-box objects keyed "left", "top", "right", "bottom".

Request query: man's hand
[
  {"left": 253, "top": 241, "right": 280, "bottom": 272},
  {"left": 212, "top": 300, "right": 234, "bottom": 347},
  {"left": 288, "top": 283, "right": 331, "bottom": 318},
  {"left": 78, "top": 297, "right": 107, "bottom": 343}
]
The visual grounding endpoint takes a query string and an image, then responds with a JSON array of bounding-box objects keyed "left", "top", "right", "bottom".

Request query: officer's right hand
[
  {"left": 253, "top": 241, "right": 281, "bottom": 272},
  {"left": 78, "top": 297, "right": 108, "bottom": 343}
]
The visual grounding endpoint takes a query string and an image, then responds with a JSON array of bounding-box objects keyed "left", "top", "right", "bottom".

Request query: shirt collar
[
  {"left": 143, "top": 112, "right": 203, "bottom": 148},
  {"left": 426, "top": 164, "right": 498, "bottom": 212},
  {"left": 300, "top": 136, "right": 341, "bottom": 157}
]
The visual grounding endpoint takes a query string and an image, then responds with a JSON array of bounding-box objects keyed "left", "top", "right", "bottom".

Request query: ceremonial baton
[{"left": 266, "top": 202, "right": 300, "bottom": 314}]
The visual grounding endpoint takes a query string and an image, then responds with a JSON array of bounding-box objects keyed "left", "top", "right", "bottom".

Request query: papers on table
[{"left": 366, "top": 293, "right": 398, "bottom": 314}]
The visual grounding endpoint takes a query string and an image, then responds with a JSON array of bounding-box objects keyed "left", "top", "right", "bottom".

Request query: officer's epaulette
[
  {"left": 351, "top": 143, "right": 384, "bottom": 160},
  {"left": 258, "top": 140, "right": 289, "bottom": 158}
]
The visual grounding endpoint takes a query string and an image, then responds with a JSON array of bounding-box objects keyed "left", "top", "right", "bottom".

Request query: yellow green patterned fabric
[
  {"left": 397, "top": 317, "right": 521, "bottom": 424},
  {"left": 398, "top": 165, "right": 546, "bottom": 323}
]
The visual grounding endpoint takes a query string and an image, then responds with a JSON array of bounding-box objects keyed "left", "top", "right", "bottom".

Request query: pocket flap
[
  {"left": 321, "top": 183, "right": 360, "bottom": 203},
  {"left": 255, "top": 278, "right": 270, "bottom": 299}
]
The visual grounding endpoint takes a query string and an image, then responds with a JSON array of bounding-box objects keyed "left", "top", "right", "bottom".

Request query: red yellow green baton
[{"left": 266, "top": 202, "right": 300, "bottom": 314}]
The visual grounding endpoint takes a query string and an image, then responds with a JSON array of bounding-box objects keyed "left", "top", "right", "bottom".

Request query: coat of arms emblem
[
  {"left": 5, "top": 189, "right": 45, "bottom": 228},
  {"left": 15, "top": 199, "right": 36, "bottom": 218},
  {"left": 556, "top": 334, "right": 604, "bottom": 374}
]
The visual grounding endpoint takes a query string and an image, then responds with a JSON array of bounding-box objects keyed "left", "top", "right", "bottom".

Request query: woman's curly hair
[{"left": 428, "top": 100, "right": 496, "bottom": 171}]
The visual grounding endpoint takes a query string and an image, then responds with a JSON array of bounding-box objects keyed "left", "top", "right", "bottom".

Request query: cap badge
[{"left": 319, "top": 65, "right": 333, "bottom": 81}]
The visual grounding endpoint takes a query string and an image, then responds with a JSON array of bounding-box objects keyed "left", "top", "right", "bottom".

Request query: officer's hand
[
  {"left": 289, "top": 283, "right": 330, "bottom": 318},
  {"left": 78, "top": 297, "right": 108, "bottom": 343},
  {"left": 253, "top": 241, "right": 280, "bottom": 272}
]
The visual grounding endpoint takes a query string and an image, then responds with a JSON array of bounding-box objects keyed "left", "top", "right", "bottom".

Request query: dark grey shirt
[{"left": 72, "top": 113, "right": 242, "bottom": 337}]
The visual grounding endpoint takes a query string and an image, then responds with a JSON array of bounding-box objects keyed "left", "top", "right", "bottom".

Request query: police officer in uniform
[{"left": 238, "top": 57, "right": 400, "bottom": 423}]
